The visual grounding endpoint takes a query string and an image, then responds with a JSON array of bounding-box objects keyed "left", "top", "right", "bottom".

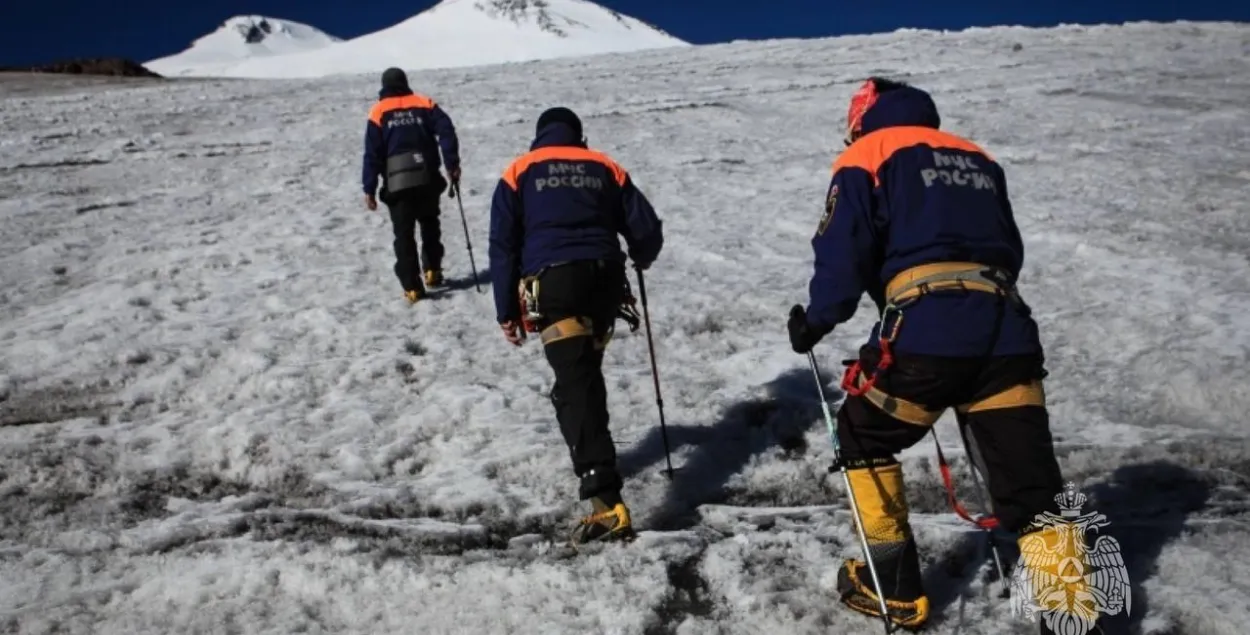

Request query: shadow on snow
[
  {"left": 617, "top": 364, "right": 844, "bottom": 531},
  {"left": 617, "top": 362, "right": 1218, "bottom": 634},
  {"left": 926, "top": 460, "right": 1212, "bottom": 634}
]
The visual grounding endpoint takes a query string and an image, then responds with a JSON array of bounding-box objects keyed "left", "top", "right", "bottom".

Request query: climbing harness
[
  {"left": 839, "top": 262, "right": 1020, "bottom": 399},
  {"left": 839, "top": 261, "right": 1022, "bottom": 532}
]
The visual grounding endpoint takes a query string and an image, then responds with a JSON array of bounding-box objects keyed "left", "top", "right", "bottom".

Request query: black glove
[{"left": 787, "top": 304, "right": 824, "bottom": 354}]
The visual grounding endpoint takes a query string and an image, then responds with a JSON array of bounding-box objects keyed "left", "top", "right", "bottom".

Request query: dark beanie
[
  {"left": 381, "top": 67, "right": 409, "bottom": 90},
  {"left": 536, "top": 107, "right": 583, "bottom": 138}
]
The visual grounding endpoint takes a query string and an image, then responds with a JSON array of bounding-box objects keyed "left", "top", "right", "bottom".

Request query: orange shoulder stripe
[
  {"left": 368, "top": 94, "right": 437, "bottom": 126},
  {"left": 832, "top": 127, "right": 992, "bottom": 185},
  {"left": 501, "top": 146, "right": 627, "bottom": 191}
]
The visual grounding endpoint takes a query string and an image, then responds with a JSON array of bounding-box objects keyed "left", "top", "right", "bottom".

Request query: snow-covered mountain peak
[
  {"left": 474, "top": 0, "right": 587, "bottom": 37},
  {"left": 144, "top": 0, "right": 688, "bottom": 78},
  {"left": 144, "top": 15, "right": 341, "bottom": 76},
  {"left": 423, "top": 0, "right": 682, "bottom": 41},
  {"left": 218, "top": 15, "right": 331, "bottom": 46},
  {"left": 445, "top": 0, "right": 640, "bottom": 38}
]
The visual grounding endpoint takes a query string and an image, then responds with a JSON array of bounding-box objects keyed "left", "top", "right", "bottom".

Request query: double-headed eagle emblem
[{"left": 1010, "top": 482, "right": 1132, "bottom": 635}]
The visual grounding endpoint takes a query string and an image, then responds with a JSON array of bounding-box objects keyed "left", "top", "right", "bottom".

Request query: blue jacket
[
  {"left": 488, "top": 123, "right": 664, "bottom": 323},
  {"left": 805, "top": 85, "right": 1041, "bottom": 357},
  {"left": 362, "top": 86, "right": 460, "bottom": 195}
]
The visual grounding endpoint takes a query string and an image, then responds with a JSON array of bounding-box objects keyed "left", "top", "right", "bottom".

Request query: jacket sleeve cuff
[{"left": 804, "top": 304, "right": 842, "bottom": 336}]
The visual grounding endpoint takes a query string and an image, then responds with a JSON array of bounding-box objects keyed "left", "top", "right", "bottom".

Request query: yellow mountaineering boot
[
  {"left": 404, "top": 290, "right": 421, "bottom": 305},
  {"left": 836, "top": 459, "right": 931, "bottom": 631},
  {"left": 424, "top": 269, "right": 445, "bottom": 288},
  {"left": 570, "top": 495, "right": 637, "bottom": 546},
  {"left": 838, "top": 559, "right": 931, "bottom": 631},
  {"left": 1015, "top": 521, "right": 1101, "bottom": 634}
]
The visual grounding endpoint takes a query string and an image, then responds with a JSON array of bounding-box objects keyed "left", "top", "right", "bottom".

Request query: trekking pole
[
  {"left": 452, "top": 181, "right": 482, "bottom": 293},
  {"left": 635, "top": 267, "right": 675, "bottom": 479},
  {"left": 807, "top": 351, "right": 894, "bottom": 634},
  {"left": 955, "top": 422, "right": 1010, "bottom": 599}
]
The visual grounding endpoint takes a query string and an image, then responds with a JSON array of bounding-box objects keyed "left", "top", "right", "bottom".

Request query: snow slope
[
  {"left": 145, "top": 0, "right": 690, "bottom": 79},
  {"left": 3, "top": 19, "right": 1250, "bottom": 635},
  {"left": 145, "top": 15, "right": 341, "bottom": 77}
]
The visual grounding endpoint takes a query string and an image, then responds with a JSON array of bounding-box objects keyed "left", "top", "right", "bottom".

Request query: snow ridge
[
  {"left": 145, "top": 15, "right": 341, "bottom": 76},
  {"left": 470, "top": 0, "right": 670, "bottom": 39},
  {"left": 143, "top": 0, "right": 689, "bottom": 79},
  {"left": 223, "top": 15, "right": 339, "bottom": 46}
]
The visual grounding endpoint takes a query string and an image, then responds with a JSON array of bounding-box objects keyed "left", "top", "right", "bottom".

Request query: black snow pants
[
  {"left": 384, "top": 185, "right": 444, "bottom": 293},
  {"left": 532, "top": 259, "right": 627, "bottom": 501},
  {"left": 837, "top": 344, "right": 1065, "bottom": 534}
]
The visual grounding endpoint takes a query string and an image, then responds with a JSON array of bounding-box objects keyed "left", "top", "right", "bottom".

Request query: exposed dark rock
[
  {"left": 0, "top": 58, "right": 162, "bottom": 78},
  {"left": 241, "top": 18, "right": 275, "bottom": 44}
]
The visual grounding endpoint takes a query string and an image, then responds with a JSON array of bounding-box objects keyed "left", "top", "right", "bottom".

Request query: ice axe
[
  {"left": 807, "top": 351, "right": 895, "bottom": 634},
  {"left": 635, "top": 267, "right": 676, "bottom": 480}
]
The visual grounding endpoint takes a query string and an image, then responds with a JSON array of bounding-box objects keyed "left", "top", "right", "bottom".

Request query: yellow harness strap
[
  {"left": 885, "top": 261, "right": 1016, "bottom": 306},
  {"left": 957, "top": 381, "right": 1046, "bottom": 414},
  {"left": 852, "top": 373, "right": 1046, "bottom": 424},
  {"left": 540, "top": 317, "right": 593, "bottom": 345},
  {"left": 849, "top": 373, "right": 944, "bottom": 427},
  {"left": 842, "top": 262, "right": 1038, "bottom": 425}
]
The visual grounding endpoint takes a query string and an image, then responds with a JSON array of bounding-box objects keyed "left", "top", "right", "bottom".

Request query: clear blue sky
[{"left": 2, "top": 0, "right": 1246, "bottom": 66}]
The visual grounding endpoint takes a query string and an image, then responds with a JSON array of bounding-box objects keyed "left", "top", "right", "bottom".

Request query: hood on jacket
[
  {"left": 378, "top": 67, "right": 413, "bottom": 99},
  {"left": 536, "top": 107, "right": 583, "bottom": 139},
  {"left": 378, "top": 85, "right": 414, "bottom": 99},
  {"left": 858, "top": 83, "right": 942, "bottom": 136},
  {"left": 382, "top": 66, "right": 408, "bottom": 88},
  {"left": 531, "top": 122, "right": 587, "bottom": 151}
]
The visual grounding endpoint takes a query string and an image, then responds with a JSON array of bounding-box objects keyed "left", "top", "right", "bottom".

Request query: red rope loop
[
  {"left": 933, "top": 434, "right": 999, "bottom": 530},
  {"left": 840, "top": 306, "right": 903, "bottom": 397}
]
